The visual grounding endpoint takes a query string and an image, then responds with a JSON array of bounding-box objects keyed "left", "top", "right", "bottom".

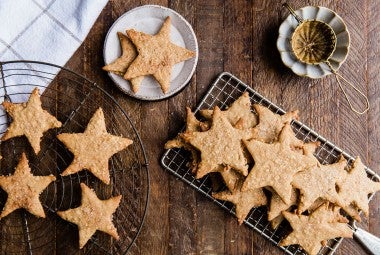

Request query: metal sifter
[
  {"left": 281, "top": 3, "right": 369, "bottom": 115},
  {"left": 281, "top": 5, "right": 379, "bottom": 253}
]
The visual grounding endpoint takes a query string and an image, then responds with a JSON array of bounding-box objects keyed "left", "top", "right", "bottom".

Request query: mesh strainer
[{"left": 282, "top": 3, "right": 369, "bottom": 115}]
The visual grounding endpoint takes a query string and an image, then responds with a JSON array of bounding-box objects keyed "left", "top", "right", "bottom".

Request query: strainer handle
[
  {"left": 282, "top": 3, "right": 303, "bottom": 23},
  {"left": 354, "top": 227, "right": 380, "bottom": 255},
  {"left": 332, "top": 71, "right": 370, "bottom": 115}
]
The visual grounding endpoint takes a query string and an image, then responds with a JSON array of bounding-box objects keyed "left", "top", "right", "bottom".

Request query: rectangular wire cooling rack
[{"left": 160, "top": 72, "right": 380, "bottom": 255}]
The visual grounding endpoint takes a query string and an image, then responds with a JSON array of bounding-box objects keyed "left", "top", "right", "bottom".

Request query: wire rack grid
[
  {"left": 161, "top": 72, "right": 380, "bottom": 255},
  {"left": 0, "top": 60, "right": 149, "bottom": 255}
]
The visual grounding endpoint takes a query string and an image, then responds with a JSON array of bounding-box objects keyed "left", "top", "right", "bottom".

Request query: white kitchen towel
[
  {"left": 0, "top": 0, "right": 108, "bottom": 65},
  {"left": 0, "top": 0, "right": 108, "bottom": 134}
]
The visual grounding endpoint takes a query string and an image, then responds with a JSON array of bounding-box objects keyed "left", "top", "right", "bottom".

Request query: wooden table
[{"left": 64, "top": 0, "right": 380, "bottom": 254}]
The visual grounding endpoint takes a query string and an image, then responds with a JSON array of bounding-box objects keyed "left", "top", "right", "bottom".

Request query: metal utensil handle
[
  {"left": 326, "top": 62, "right": 370, "bottom": 114},
  {"left": 282, "top": 3, "right": 303, "bottom": 23},
  {"left": 354, "top": 227, "right": 380, "bottom": 255}
]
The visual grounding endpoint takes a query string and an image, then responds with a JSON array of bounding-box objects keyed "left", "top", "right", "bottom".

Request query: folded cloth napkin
[
  {"left": 0, "top": 0, "right": 108, "bottom": 134},
  {"left": 0, "top": 0, "right": 108, "bottom": 65}
]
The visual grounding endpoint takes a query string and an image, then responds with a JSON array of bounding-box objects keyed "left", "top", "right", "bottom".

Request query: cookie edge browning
[
  {"left": 57, "top": 107, "right": 133, "bottom": 185},
  {"left": 57, "top": 183, "right": 122, "bottom": 249},
  {"left": 124, "top": 17, "right": 195, "bottom": 93},
  {"left": 1, "top": 88, "right": 62, "bottom": 154},
  {"left": 183, "top": 106, "right": 249, "bottom": 179},
  {"left": 280, "top": 203, "right": 353, "bottom": 255},
  {"left": 0, "top": 153, "right": 56, "bottom": 219}
]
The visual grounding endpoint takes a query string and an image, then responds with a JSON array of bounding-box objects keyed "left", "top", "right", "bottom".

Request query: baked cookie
[
  {"left": 0, "top": 153, "right": 56, "bottom": 219},
  {"left": 280, "top": 203, "right": 352, "bottom": 255},
  {"left": 336, "top": 157, "right": 380, "bottom": 221},
  {"left": 268, "top": 140, "right": 320, "bottom": 227},
  {"left": 57, "top": 183, "right": 122, "bottom": 249},
  {"left": 213, "top": 178, "right": 267, "bottom": 225},
  {"left": 267, "top": 188, "right": 292, "bottom": 222},
  {"left": 292, "top": 156, "right": 347, "bottom": 213},
  {"left": 252, "top": 104, "right": 298, "bottom": 143},
  {"left": 220, "top": 168, "right": 244, "bottom": 192},
  {"left": 183, "top": 106, "right": 249, "bottom": 179},
  {"left": 199, "top": 92, "right": 258, "bottom": 129},
  {"left": 2, "top": 88, "right": 62, "bottom": 154},
  {"left": 102, "top": 32, "right": 144, "bottom": 93},
  {"left": 124, "top": 17, "right": 195, "bottom": 94},
  {"left": 57, "top": 108, "right": 132, "bottom": 184},
  {"left": 165, "top": 107, "right": 209, "bottom": 173},
  {"left": 269, "top": 192, "right": 325, "bottom": 229},
  {"left": 242, "top": 124, "right": 317, "bottom": 204}
]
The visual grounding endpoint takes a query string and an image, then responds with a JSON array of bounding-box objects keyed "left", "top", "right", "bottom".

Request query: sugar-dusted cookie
[
  {"left": 199, "top": 92, "right": 258, "bottom": 129},
  {"left": 213, "top": 178, "right": 267, "bottom": 225},
  {"left": 102, "top": 32, "right": 144, "bottom": 93},
  {"left": 124, "top": 17, "right": 195, "bottom": 94},
  {"left": 165, "top": 107, "right": 209, "bottom": 173},
  {"left": 165, "top": 107, "right": 208, "bottom": 149},
  {"left": 0, "top": 153, "right": 56, "bottom": 219},
  {"left": 299, "top": 141, "right": 320, "bottom": 157},
  {"left": 336, "top": 157, "right": 380, "bottom": 221},
  {"left": 242, "top": 124, "right": 317, "bottom": 204},
  {"left": 183, "top": 106, "right": 249, "bottom": 179},
  {"left": 268, "top": 140, "right": 320, "bottom": 227},
  {"left": 220, "top": 168, "right": 244, "bottom": 192},
  {"left": 57, "top": 183, "right": 122, "bottom": 249},
  {"left": 57, "top": 108, "right": 132, "bottom": 184},
  {"left": 268, "top": 187, "right": 298, "bottom": 223},
  {"left": 252, "top": 104, "right": 298, "bottom": 143},
  {"left": 280, "top": 203, "right": 352, "bottom": 255},
  {"left": 2, "top": 88, "right": 62, "bottom": 154},
  {"left": 270, "top": 196, "right": 325, "bottom": 230},
  {"left": 103, "top": 32, "right": 137, "bottom": 75},
  {"left": 292, "top": 156, "right": 347, "bottom": 213}
]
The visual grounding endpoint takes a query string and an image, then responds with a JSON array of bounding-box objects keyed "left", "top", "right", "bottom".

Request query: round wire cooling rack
[{"left": 0, "top": 60, "right": 150, "bottom": 255}]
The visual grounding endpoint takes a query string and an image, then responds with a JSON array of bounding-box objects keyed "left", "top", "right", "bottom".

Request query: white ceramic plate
[
  {"left": 277, "top": 6, "right": 350, "bottom": 79},
  {"left": 103, "top": 5, "right": 198, "bottom": 100}
]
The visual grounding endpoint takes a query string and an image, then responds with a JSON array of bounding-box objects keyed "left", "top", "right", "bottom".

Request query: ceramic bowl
[{"left": 277, "top": 6, "right": 350, "bottom": 79}]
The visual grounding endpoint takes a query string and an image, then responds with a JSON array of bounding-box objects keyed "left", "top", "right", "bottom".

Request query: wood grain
[
  {"left": 166, "top": 1, "right": 198, "bottom": 255},
  {"left": 0, "top": 0, "right": 378, "bottom": 254},
  {"left": 137, "top": 0, "right": 170, "bottom": 254},
  {"left": 223, "top": 1, "right": 255, "bottom": 254},
  {"left": 194, "top": 1, "right": 226, "bottom": 254},
  {"left": 367, "top": 0, "right": 380, "bottom": 240}
]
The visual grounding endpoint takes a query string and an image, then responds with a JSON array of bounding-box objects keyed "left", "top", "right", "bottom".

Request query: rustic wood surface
[{"left": 60, "top": 0, "right": 379, "bottom": 254}]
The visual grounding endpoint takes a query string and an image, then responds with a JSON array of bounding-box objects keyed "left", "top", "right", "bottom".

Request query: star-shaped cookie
[
  {"left": 252, "top": 104, "right": 298, "bottom": 143},
  {"left": 280, "top": 204, "right": 352, "bottom": 255},
  {"left": 199, "top": 92, "right": 258, "bottom": 129},
  {"left": 165, "top": 107, "right": 209, "bottom": 173},
  {"left": 213, "top": 179, "right": 267, "bottom": 225},
  {"left": 268, "top": 190, "right": 298, "bottom": 229},
  {"left": 242, "top": 124, "right": 317, "bottom": 204},
  {"left": 183, "top": 106, "right": 249, "bottom": 179},
  {"left": 268, "top": 141, "right": 320, "bottom": 228},
  {"left": 269, "top": 194, "right": 325, "bottom": 229},
  {"left": 292, "top": 156, "right": 347, "bottom": 213},
  {"left": 267, "top": 187, "right": 298, "bottom": 221},
  {"left": 2, "top": 88, "right": 62, "bottom": 154},
  {"left": 57, "top": 108, "right": 133, "bottom": 184},
  {"left": 336, "top": 157, "right": 380, "bottom": 220},
  {"left": 0, "top": 153, "right": 56, "bottom": 219},
  {"left": 220, "top": 168, "right": 244, "bottom": 192},
  {"left": 57, "top": 183, "right": 122, "bottom": 249},
  {"left": 165, "top": 107, "right": 208, "bottom": 149},
  {"left": 102, "top": 32, "right": 144, "bottom": 93},
  {"left": 124, "top": 17, "right": 195, "bottom": 94}
]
